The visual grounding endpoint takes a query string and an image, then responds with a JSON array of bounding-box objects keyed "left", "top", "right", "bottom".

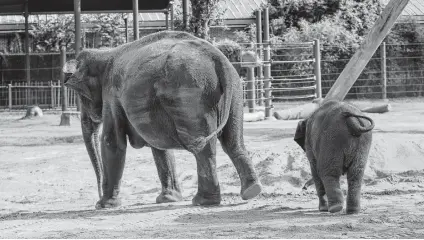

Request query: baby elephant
[{"left": 294, "top": 100, "right": 374, "bottom": 214}]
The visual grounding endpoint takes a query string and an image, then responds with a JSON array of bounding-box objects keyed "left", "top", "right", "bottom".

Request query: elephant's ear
[
  {"left": 64, "top": 69, "right": 93, "bottom": 102},
  {"left": 294, "top": 120, "right": 307, "bottom": 151}
]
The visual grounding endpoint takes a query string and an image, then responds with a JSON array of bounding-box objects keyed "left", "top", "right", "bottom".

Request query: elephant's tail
[
  {"left": 188, "top": 54, "right": 234, "bottom": 154},
  {"left": 342, "top": 111, "right": 375, "bottom": 137}
]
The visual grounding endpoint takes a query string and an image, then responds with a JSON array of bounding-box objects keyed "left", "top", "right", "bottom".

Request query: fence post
[
  {"left": 381, "top": 42, "right": 387, "bottom": 99},
  {"left": 262, "top": 7, "right": 272, "bottom": 119},
  {"left": 246, "top": 43, "right": 256, "bottom": 113},
  {"left": 50, "top": 81, "right": 54, "bottom": 108},
  {"left": 60, "top": 43, "right": 70, "bottom": 126},
  {"left": 8, "top": 83, "right": 12, "bottom": 110},
  {"left": 313, "top": 39, "right": 322, "bottom": 99},
  {"left": 255, "top": 9, "right": 263, "bottom": 106}
]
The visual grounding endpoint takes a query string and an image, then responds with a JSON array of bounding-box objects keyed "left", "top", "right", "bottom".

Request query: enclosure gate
[{"left": 269, "top": 40, "right": 322, "bottom": 102}]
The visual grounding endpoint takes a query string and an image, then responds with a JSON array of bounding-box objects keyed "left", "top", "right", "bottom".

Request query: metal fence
[
  {"left": 320, "top": 42, "right": 424, "bottom": 99},
  {"left": 0, "top": 42, "right": 423, "bottom": 111},
  {"left": 0, "top": 81, "right": 78, "bottom": 110}
]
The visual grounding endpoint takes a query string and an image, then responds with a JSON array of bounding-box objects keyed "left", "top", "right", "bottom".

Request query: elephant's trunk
[
  {"left": 81, "top": 109, "right": 103, "bottom": 200},
  {"left": 342, "top": 112, "right": 375, "bottom": 137}
]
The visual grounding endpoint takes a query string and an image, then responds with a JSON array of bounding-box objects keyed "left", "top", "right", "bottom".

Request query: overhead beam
[{"left": 324, "top": 0, "right": 410, "bottom": 102}]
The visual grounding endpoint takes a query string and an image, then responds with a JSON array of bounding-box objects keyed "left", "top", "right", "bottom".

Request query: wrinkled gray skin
[
  {"left": 294, "top": 100, "right": 374, "bottom": 214},
  {"left": 64, "top": 31, "right": 262, "bottom": 209}
]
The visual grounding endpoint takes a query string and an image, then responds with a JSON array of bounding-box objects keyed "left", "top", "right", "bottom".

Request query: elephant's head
[
  {"left": 63, "top": 49, "right": 109, "bottom": 122},
  {"left": 294, "top": 119, "right": 307, "bottom": 151}
]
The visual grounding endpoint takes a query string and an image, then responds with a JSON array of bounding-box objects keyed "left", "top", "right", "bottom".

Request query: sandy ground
[{"left": 1, "top": 98, "right": 424, "bottom": 238}]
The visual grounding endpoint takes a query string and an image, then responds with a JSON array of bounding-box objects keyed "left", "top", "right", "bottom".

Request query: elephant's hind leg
[
  {"left": 192, "top": 137, "right": 221, "bottom": 206},
  {"left": 346, "top": 158, "right": 367, "bottom": 214},
  {"left": 321, "top": 173, "right": 344, "bottom": 213},
  {"left": 306, "top": 151, "right": 328, "bottom": 212},
  {"left": 218, "top": 94, "right": 262, "bottom": 200},
  {"left": 151, "top": 148, "right": 183, "bottom": 203}
]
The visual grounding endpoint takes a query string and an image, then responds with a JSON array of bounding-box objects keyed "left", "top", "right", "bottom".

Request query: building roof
[
  {"left": 0, "top": 0, "right": 170, "bottom": 15},
  {"left": 1, "top": 0, "right": 423, "bottom": 25},
  {"left": 381, "top": 0, "right": 424, "bottom": 16}
]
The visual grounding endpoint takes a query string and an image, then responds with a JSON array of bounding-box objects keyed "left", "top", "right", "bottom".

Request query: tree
[{"left": 188, "top": 0, "right": 225, "bottom": 40}]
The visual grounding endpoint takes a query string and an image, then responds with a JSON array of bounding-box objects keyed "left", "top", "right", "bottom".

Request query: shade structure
[{"left": 0, "top": 0, "right": 171, "bottom": 15}]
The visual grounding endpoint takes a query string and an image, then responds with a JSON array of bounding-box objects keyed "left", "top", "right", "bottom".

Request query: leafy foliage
[{"left": 30, "top": 14, "right": 75, "bottom": 52}]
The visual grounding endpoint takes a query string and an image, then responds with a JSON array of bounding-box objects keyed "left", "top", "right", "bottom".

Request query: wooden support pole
[
  {"left": 246, "top": 43, "right": 256, "bottom": 113},
  {"left": 182, "top": 0, "right": 189, "bottom": 30},
  {"left": 262, "top": 7, "right": 272, "bottom": 119},
  {"left": 8, "top": 83, "right": 12, "bottom": 110},
  {"left": 124, "top": 15, "right": 129, "bottom": 43},
  {"left": 381, "top": 42, "right": 387, "bottom": 99},
  {"left": 24, "top": 0, "right": 30, "bottom": 83},
  {"left": 165, "top": 11, "right": 169, "bottom": 30},
  {"left": 313, "top": 39, "right": 322, "bottom": 99},
  {"left": 60, "top": 44, "right": 70, "bottom": 126},
  {"left": 324, "top": 0, "right": 410, "bottom": 102},
  {"left": 132, "top": 0, "right": 139, "bottom": 40},
  {"left": 74, "top": 0, "right": 82, "bottom": 111},
  {"left": 256, "top": 10, "right": 263, "bottom": 106},
  {"left": 170, "top": 2, "right": 174, "bottom": 30}
]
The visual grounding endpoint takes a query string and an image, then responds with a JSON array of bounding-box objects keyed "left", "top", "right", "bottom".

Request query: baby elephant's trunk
[{"left": 342, "top": 112, "right": 375, "bottom": 137}]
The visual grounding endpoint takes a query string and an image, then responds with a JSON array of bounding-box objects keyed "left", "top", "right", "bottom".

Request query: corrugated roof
[
  {"left": 1, "top": 0, "right": 422, "bottom": 24},
  {"left": 381, "top": 0, "right": 424, "bottom": 16},
  {"left": 139, "top": 0, "right": 265, "bottom": 21}
]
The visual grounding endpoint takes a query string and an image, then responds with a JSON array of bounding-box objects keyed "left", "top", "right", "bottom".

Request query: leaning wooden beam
[{"left": 324, "top": 0, "right": 410, "bottom": 101}]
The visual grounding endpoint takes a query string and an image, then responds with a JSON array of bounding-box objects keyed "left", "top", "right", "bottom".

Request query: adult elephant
[{"left": 63, "top": 31, "right": 262, "bottom": 209}]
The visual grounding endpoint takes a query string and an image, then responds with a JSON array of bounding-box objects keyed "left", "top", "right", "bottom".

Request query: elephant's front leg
[
  {"left": 151, "top": 148, "right": 183, "bottom": 203},
  {"left": 96, "top": 126, "right": 127, "bottom": 209},
  {"left": 192, "top": 137, "right": 221, "bottom": 206}
]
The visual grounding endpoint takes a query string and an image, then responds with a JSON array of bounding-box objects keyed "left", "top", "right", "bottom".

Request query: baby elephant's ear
[{"left": 294, "top": 120, "right": 307, "bottom": 151}]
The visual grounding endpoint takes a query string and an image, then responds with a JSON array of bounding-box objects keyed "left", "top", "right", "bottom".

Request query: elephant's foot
[
  {"left": 346, "top": 206, "right": 361, "bottom": 214},
  {"left": 319, "top": 202, "right": 328, "bottom": 212},
  {"left": 328, "top": 203, "right": 343, "bottom": 213},
  {"left": 192, "top": 192, "right": 221, "bottom": 206},
  {"left": 95, "top": 198, "right": 121, "bottom": 210},
  {"left": 156, "top": 190, "right": 183, "bottom": 204},
  {"left": 318, "top": 195, "right": 328, "bottom": 212},
  {"left": 241, "top": 180, "right": 262, "bottom": 200}
]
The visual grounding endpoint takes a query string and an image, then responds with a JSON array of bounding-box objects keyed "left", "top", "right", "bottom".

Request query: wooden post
[
  {"left": 74, "top": 0, "right": 82, "bottom": 111},
  {"left": 313, "top": 39, "right": 322, "bottom": 99},
  {"left": 262, "top": 7, "right": 272, "bottom": 119},
  {"left": 246, "top": 43, "right": 256, "bottom": 113},
  {"left": 381, "top": 42, "right": 387, "bottom": 99},
  {"left": 60, "top": 44, "right": 70, "bottom": 126},
  {"left": 132, "top": 0, "right": 139, "bottom": 40},
  {"left": 124, "top": 15, "right": 129, "bottom": 43},
  {"left": 50, "top": 81, "right": 54, "bottom": 108},
  {"left": 324, "top": 0, "right": 410, "bottom": 101},
  {"left": 24, "top": 0, "right": 30, "bottom": 83},
  {"left": 165, "top": 11, "right": 169, "bottom": 30},
  {"left": 182, "top": 0, "right": 189, "bottom": 30},
  {"left": 256, "top": 10, "right": 263, "bottom": 106},
  {"left": 8, "top": 83, "right": 12, "bottom": 110},
  {"left": 170, "top": 2, "right": 174, "bottom": 30}
]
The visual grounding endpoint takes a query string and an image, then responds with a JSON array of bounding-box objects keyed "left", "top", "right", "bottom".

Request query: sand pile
[{"left": 211, "top": 132, "right": 424, "bottom": 197}]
